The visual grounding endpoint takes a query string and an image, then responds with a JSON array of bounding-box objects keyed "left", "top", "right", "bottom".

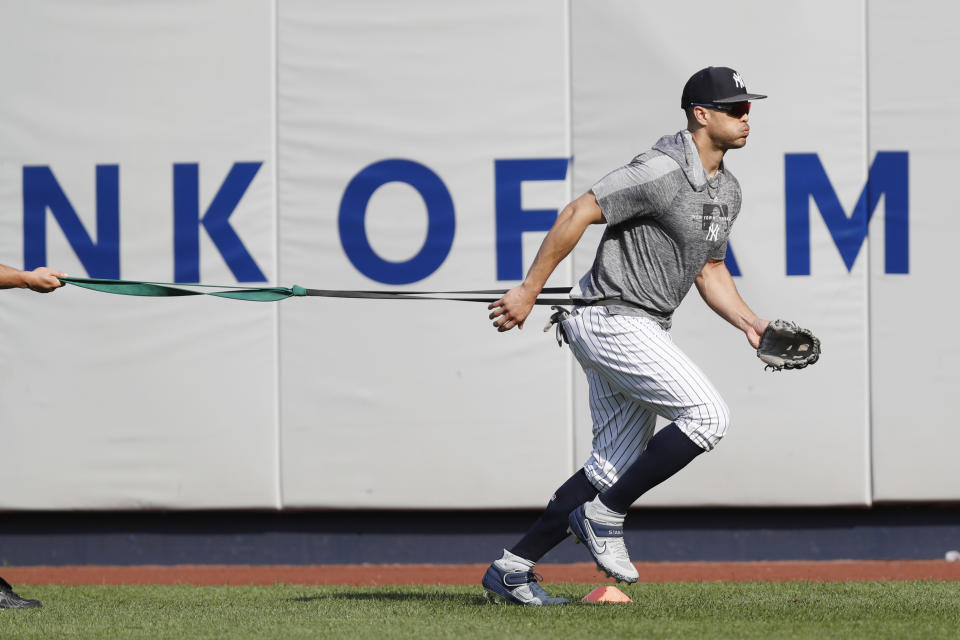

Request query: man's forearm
[
  {"left": 696, "top": 263, "right": 759, "bottom": 332},
  {"left": 488, "top": 192, "right": 603, "bottom": 332},
  {"left": 522, "top": 193, "right": 604, "bottom": 293},
  {"left": 0, "top": 264, "right": 29, "bottom": 289},
  {"left": 522, "top": 214, "right": 581, "bottom": 292}
]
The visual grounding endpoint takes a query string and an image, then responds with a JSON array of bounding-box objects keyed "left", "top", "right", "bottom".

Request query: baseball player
[
  {"left": 481, "top": 67, "right": 768, "bottom": 605},
  {"left": 0, "top": 262, "right": 64, "bottom": 610}
]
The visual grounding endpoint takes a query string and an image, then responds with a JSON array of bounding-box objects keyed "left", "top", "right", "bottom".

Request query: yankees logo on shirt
[
  {"left": 699, "top": 203, "right": 729, "bottom": 241},
  {"left": 688, "top": 202, "right": 729, "bottom": 242},
  {"left": 700, "top": 202, "right": 728, "bottom": 229},
  {"left": 706, "top": 222, "right": 721, "bottom": 241}
]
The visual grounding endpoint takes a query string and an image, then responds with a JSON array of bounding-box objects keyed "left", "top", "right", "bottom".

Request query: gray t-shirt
[{"left": 571, "top": 130, "right": 742, "bottom": 330}]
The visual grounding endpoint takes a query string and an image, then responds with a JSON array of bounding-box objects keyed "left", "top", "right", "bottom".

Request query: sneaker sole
[
  {"left": 482, "top": 588, "right": 568, "bottom": 607},
  {"left": 483, "top": 589, "right": 508, "bottom": 605}
]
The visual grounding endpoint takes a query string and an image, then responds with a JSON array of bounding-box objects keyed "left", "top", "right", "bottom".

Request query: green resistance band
[
  {"left": 59, "top": 277, "right": 574, "bottom": 305},
  {"left": 60, "top": 277, "right": 302, "bottom": 302}
]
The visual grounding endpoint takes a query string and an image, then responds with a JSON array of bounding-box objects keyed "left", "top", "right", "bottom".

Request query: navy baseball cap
[{"left": 680, "top": 66, "right": 767, "bottom": 108}]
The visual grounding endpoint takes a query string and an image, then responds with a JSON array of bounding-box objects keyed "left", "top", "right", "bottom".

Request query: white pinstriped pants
[{"left": 561, "top": 306, "right": 730, "bottom": 491}]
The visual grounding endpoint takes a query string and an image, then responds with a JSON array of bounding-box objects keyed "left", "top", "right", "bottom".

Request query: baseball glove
[{"left": 756, "top": 319, "right": 821, "bottom": 371}]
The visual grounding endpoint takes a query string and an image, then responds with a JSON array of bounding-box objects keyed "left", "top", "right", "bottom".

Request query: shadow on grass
[{"left": 290, "top": 591, "right": 486, "bottom": 604}]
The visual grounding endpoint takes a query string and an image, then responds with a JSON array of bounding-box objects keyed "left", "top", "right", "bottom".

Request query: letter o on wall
[{"left": 338, "top": 159, "right": 455, "bottom": 285}]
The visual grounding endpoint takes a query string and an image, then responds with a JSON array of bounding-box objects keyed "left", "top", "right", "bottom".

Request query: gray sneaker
[
  {"left": 0, "top": 577, "right": 42, "bottom": 609},
  {"left": 482, "top": 564, "right": 568, "bottom": 606},
  {"left": 568, "top": 504, "right": 639, "bottom": 583}
]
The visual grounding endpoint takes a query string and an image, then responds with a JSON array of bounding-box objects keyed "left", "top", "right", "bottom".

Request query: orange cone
[{"left": 581, "top": 585, "right": 633, "bottom": 603}]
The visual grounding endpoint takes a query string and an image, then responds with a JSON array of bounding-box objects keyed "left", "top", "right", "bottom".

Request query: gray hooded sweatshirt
[{"left": 571, "top": 129, "right": 742, "bottom": 330}]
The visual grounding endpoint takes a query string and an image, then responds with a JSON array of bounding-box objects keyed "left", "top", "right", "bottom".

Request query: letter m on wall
[{"left": 785, "top": 152, "right": 908, "bottom": 275}]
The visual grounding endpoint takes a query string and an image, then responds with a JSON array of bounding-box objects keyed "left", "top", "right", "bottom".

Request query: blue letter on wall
[
  {"left": 23, "top": 165, "right": 120, "bottom": 278},
  {"left": 495, "top": 158, "right": 569, "bottom": 281},
  {"left": 724, "top": 246, "right": 741, "bottom": 277},
  {"left": 785, "top": 152, "right": 908, "bottom": 275},
  {"left": 173, "top": 162, "right": 266, "bottom": 283},
  {"left": 338, "top": 159, "right": 455, "bottom": 285}
]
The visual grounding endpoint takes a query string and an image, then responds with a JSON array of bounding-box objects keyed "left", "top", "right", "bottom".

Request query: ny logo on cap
[{"left": 732, "top": 72, "right": 745, "bottom": 89}]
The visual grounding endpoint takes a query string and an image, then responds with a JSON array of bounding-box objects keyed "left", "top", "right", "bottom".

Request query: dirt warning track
[{"left": 3, "top": 561, "right": 960, "bottom": 585}]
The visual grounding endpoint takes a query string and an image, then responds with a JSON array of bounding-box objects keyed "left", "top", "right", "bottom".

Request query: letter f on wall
[{"left": 173, "top": 162, "right": 267, "bottom": 283}]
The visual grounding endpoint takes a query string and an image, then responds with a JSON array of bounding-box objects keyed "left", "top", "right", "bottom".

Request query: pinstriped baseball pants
[{"left": 562, "top": 306, "right": 730, "bottom": 491}]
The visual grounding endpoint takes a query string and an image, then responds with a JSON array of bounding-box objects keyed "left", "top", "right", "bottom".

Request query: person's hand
[
  {"left": 488, "top": 283, "right": 539, "bottom": 332},
  {"left": 745, "top": 317, "right": 769, "bottom": 349},
  {"left": 25, "top": 267, "right": 67, "bottom": 293}
]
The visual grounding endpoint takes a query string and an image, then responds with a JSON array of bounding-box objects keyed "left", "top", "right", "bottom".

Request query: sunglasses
[{"left": 691, "top": 102, "right": 751, "bottom": 118}]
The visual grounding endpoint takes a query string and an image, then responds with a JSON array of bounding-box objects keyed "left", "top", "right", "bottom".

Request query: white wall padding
[{"left": 0, "top": 0, "right": 953, "bottom": 509}]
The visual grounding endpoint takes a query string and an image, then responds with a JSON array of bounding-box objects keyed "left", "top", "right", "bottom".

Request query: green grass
[{"left": 2, "top": 582, "right": 959, "bottom": 640}]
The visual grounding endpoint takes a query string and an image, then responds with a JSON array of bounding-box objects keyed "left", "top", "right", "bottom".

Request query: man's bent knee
[{"left": 676, "top": 399, "right": 730, "bottom": 451}]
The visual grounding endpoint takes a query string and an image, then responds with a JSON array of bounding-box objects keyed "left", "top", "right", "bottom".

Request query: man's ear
[{"left": 691, "top": 105, "right": 710, "bottom": 126}]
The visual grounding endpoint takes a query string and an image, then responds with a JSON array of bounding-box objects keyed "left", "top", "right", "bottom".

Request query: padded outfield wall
[{"left": 0, "top": 1, "right": 950, "bottom": 510}]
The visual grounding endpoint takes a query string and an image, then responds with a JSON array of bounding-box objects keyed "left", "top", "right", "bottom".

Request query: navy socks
[
  {"left": 509, "top": 469, "right": 598, "bottom": 562},
  {"left": 507, "top": 425, "right": 704, "bottom": 562},
  {"left": 599, "top": 423, "right": 705, "bottom": 513}
]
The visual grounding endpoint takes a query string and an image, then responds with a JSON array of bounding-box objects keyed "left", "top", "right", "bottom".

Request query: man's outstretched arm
[
  {"left": 0, "top": 264, "right": 67, "bottom": 293},
  {"left": 695, "top": 258, "right": 768, "bottom": 348},
  {"left": 488, "top": 191, "right": 605, "bottom": 332}
]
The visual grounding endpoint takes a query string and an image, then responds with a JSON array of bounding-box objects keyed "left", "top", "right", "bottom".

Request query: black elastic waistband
[
  {"left": 584, "top": 298, "right": 646, "bottom": 311},
  {"left": 581, "top": 298, "right": 670, "bottom": 321}
]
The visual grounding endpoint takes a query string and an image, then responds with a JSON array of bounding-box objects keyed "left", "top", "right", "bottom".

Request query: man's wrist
[
  {"left": 737, "top": 314, "right": 758, "bottom": 334},
  {"left": 519, "top": 279, "right": 542, "bottom": 296}
]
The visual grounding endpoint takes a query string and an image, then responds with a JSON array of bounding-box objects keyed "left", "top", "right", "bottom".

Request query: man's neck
[{"left": 689, "top": 128, "right": 725, "bottom": 177}]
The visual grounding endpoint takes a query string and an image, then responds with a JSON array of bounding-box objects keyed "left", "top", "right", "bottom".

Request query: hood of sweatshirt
[{"left": 651, "top": 129, "right": 712, "bottom": 192}]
